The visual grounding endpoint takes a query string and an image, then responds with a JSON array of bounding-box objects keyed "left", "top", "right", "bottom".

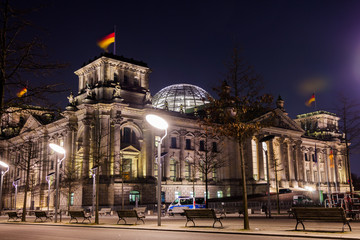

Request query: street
[{"left": 0, "top": 224, "right": 327, "bottom": 240}]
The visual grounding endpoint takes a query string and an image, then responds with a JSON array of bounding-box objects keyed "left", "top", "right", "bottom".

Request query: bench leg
[
  {"left": 70, "top": 217, "right": 78, "bottom": 223},
  {"left": 343, "top": 222, "right": 351, "bottom": 232},
  {"left": 135, "top": 218, "right": 145, "bottom": 225},
  {"left": 213, "top": 219, "right": 222, "bottom": 228},
  {"left": 185, "top": 218, "right": 195, "bottom": 227},
  {"left": 117, "top": 217, "right": 126, "bottom": 224},
  {"left": 82, "top": 217, "right": 91, "bottom": 223},
  {"left": 295, "top": 220, "right": 305, "bottom": 231}
]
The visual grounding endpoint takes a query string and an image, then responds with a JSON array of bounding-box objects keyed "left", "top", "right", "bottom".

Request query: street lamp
[
  {"left": 259, "top": 135, "right": 275, "bottom": 218},
  {"left": 12, "top": 178, "right": 20, "bottom": 210},
  {"left": 46, "top": 173, "right": 54, "bottom": 213},
  {"left": 49, "top": 143, "right": 66, "bottom": 223},
  {"left": 0, "top": 160, "right": 9, "bottom": 214},
  {"left": 90, "top": 166, "right": 98, "bottom": 216},
  {"left": 146, "top": 114, "right": 168, "bottom": 226}
]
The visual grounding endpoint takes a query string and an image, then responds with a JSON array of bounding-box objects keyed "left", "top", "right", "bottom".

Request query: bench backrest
[
  {"left": 117, "top": 210, "right": 138, "bottom": 218},
  {"left": 184, "top": 209, "right": 216, "bottom": 218},
  {"left": 35, "top": 211, "right": 47, "bottom": 217},
  {"left": 69, "top": 211, "right": 85, "bottom": 218},
  {"left": 292, "top": 207, "right": 346, "bottom": 221},
  {"left": 7, "top": 212, "right": 18, "bottom": 217},
  {"left": 133, "top": 207, "right": 146, "bottom": 213}
]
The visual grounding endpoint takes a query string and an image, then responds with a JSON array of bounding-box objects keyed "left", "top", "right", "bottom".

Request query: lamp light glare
[
  {"left": 0, "top": 161, "right": 9, "bottom": 168},
  {"left": 49, "top": 143, "right": 66, "bottom": 154},
  {"left": 146, "top": 114, "right": 168, "bottom": 130}
]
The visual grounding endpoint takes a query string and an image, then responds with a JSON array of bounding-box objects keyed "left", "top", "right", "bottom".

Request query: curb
[{"left": 1, "top": 222, "right": 358, "bottom": 240}]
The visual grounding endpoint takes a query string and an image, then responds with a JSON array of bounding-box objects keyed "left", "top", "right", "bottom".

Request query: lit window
[
  {"left": 217, "top": 191, "right": 223, "bottom": 198},
  {"left": 70, "top": 193, "right": 74, "bottom": 206}
]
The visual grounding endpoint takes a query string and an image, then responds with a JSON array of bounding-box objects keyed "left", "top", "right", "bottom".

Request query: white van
[{"left": 167, "top": 196, "right": 206, "bottom": 215}]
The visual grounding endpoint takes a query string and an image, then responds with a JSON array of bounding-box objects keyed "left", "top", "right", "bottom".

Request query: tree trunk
[{"left": 239, "top": 141, "right": 249, "bottom": 230}]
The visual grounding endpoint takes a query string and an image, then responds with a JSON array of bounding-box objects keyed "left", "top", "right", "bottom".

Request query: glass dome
[{"left": 152, "top": 84, "right": 211, "bottom": 112}]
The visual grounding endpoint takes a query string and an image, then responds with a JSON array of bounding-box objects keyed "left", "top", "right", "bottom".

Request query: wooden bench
[
  {"left": 292, "top": 207, "right": 351, "bottom": 232},
  {"left": 218, "top": 206, "right": 244, "bottom": 218},
  {"left": 7, "top": 211, "right": 21, "bottom": 222},
  {"left": 116, "top": 210, "right": 145, "bottom": 225},
  {"left": 184, "top": 209, "right": 223, "bottom": 228},
  {"left": 133, "top": 207, "right": 146, "bottom": 217},
  {"left": 34, "top": 211, "right": 53, "bottom": 222},
  {"left": 69, "top": 211, "right": 91, "bottom": 223},
  {"left": 99, "top": 208, "right": 112, "bottom": 216}
]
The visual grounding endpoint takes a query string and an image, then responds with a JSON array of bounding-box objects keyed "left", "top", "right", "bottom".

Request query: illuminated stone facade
[{"left": 0, "top": 54, "right": 350, "bottom": 211}]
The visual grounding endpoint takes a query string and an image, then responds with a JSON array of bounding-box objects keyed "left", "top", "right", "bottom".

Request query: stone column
[
  {"left": 112, "top": 117, "right": 122, "bottom": 175},
  {"left": 164, "top": 133, "right": 170, "bottom": 180},
  {"left": 82, "top": 118, "right": 92, "bottom": 178},
  {"left": 179, "top": 130, "right": 186, "bottom": 180},
  {"left": 268, "top": 139, "right": 275, "bottom": 181},
  {"left": 287, "top": 141, "right": 295, "bottom": 182},
  {"left": 257, "top": 136, "right": 265, "bottom": 181}
]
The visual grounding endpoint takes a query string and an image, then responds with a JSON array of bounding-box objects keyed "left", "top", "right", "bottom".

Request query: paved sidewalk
[{"left": 1, "top": 213, "right": 359, "bottom": 239}]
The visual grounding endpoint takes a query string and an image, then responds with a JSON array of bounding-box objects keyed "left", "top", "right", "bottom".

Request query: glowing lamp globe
[
  {"left": 49, "top": 143, "right": 66, "bottom": 154},
  {"left": 0, "top": 161, "right": 9, "bottom": 169},
  {"left": 146, "top": 114, "right": 168, "bottom": 130}
]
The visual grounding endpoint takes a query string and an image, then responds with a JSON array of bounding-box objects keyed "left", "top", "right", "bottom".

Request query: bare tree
[
  {"left": 59, "top": 157, "right": 83, "bottom": 215},
  {"left": 0, "top": 0, "right": 66, "bottom": 116},
  {"left": 195, "top": 132, "right": 225, "bottom": 208},
  {"left": 202, "top": 47, "right": 273, "bottom": 229},
  {"left": 334, "top": 95, "right": 360, "bottom": 196}
]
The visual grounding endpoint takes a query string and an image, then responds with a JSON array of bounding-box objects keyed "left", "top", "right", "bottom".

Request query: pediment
[
  {"left": 120, "top": 145, "right": 140, "bottom": 153},
  {"left": 20, "top": 115, "right": 42, "bottom": 134},
  {"left": 255, "top": 109, "right": 305, "bottom": 133}
]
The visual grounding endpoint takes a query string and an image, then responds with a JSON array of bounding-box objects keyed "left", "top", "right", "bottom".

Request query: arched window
[
  {"left": 170, "top": 158, "right": 177, "bottom": 181},
  {"left": 121, "top": 127, "right": 139, "bottom": 148}
]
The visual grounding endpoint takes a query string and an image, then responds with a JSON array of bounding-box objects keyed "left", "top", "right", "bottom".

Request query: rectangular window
[
  {"left": 199, "top": 140, "right": 205, "bottom": 151},
  {"left": 70, "top": 193, "right": 74, "bottom": 206},
  {"left": 304, "top": 153, "right": 309, "bottom": 161},
  {"left": 51, "top": 160, "right": 54, "bottom": 170},
  {"left": 212, "top": 142, "right": 217, "bottom": 152},
  {"left": 186, "top": 139, "right": 191, "bottom": 150},
  {"left": 171, "top": 137, "right": 177, "bottom": 148},
  {"left": 312, "top": 154, "right": 316, "bottom": 162}
]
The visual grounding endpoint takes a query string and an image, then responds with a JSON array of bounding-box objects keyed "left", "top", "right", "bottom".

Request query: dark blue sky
[{"left": 22, "top": 0, "right": 360, "bottom": 173}]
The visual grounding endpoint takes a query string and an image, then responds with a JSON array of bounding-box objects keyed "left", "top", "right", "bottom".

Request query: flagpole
[{"left": 114, "top": 25, "right": 116, "bottom": 55}]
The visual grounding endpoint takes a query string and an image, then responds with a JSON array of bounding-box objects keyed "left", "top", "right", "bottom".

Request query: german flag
[
  {"left": 305, "top": 93, "right": 315, "bottom": 107},
  {"left": 16, "top": 87, "right": 27, "bottom": 97},
  {"left": 97, "top": 32, "right": 115, "bottom": 50}
]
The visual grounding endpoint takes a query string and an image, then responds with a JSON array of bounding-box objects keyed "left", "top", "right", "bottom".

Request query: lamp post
[
  {"left": 259, "top": 135, "right": 275, "bottom": 218},
  {"left": 12, "top": 178, "right": 20, "bottom": 211},
  {"left": 45, "top": 173, "right": 54, "bottom": 213},
  {"left": 146, "top": 114, "right": 168, "bottom": 226},
  {"left": 0, "top": 161, "right": 9, "bottom": 214},
  {"left": 90, "top": 166, "right": 98, "bottom": 216},
  {"left": 49, "top": 143, "right": 66, "bottom": 223}
]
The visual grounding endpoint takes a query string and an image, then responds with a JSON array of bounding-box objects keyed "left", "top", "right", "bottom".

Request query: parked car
[
  {"left": 279, "top": 188, "right": 292, "bottom": 194},
  {"left": 293, "top": 195, "right": 313, "bottom": 205},
  {"left": 167, "top": 196, "right": 206, "bottom": 215}
]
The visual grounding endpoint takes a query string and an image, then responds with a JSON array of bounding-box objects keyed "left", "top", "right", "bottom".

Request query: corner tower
[{"left": 74, "top": 53, "right": 151, "bottom": 106}]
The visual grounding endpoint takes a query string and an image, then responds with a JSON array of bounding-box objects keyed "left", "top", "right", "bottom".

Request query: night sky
[{"left": 18, "top": 0, "right": 360, "bottom": 174}]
